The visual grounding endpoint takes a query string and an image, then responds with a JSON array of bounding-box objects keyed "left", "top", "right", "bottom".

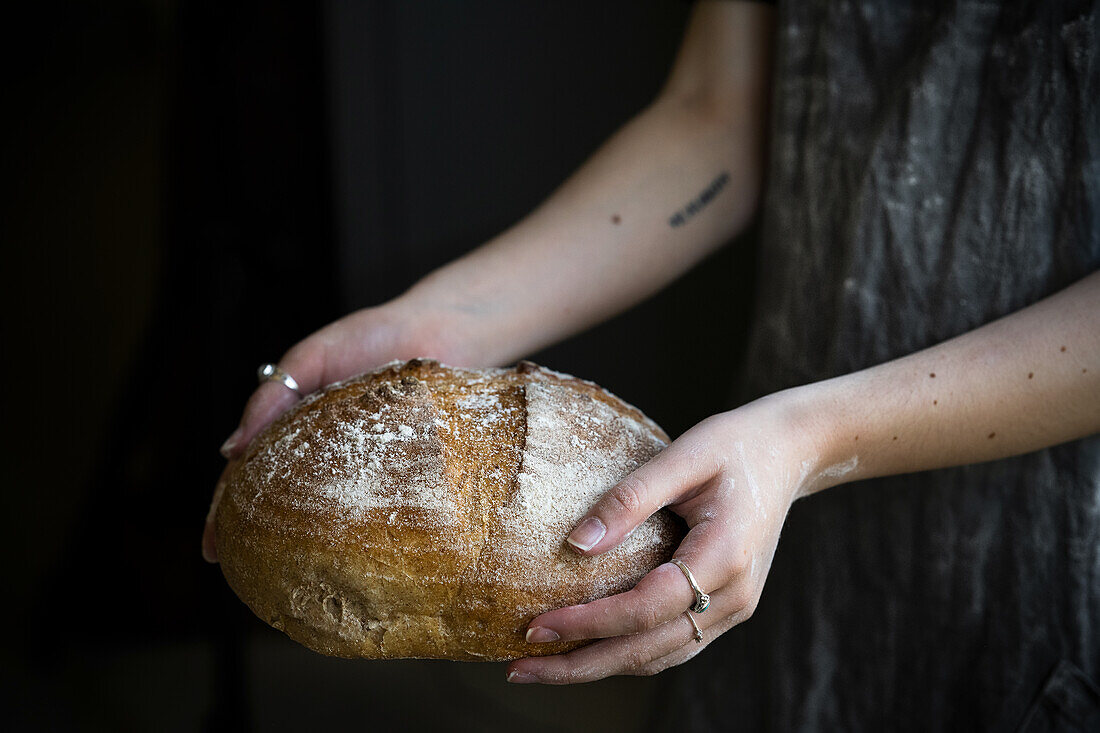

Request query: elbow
[{"left": 655, "top": 84, "right": 754, "bottom": 129}]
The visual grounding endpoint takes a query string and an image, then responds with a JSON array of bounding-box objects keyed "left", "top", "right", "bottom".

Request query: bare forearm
[
  {"left": 797, "top": 271, "right": 1100, "bottom": 492},
  {"left": 399, "top": 2, "right": 774, "bottom": 365}
]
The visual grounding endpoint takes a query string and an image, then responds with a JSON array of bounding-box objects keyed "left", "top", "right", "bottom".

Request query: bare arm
[
  {"left": 410, "top": 0, "right": 775, "bottom": 365},
  {"left": 207, "top": 1, "right": 775, "bottom": 560},
  {"left": 803, "top": 270, "right": 1100, "bottom": 492},
  {"left": 230, "top": 0, "right": 774, "bottom": 441},
  {"left": 510, "top": 271, "right": 1100, "bottom": 683}
]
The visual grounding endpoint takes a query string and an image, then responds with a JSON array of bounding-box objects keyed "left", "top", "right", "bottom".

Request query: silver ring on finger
[
  {"left": 671, "top": 558, "right": 710, "bottom": 613},
  {"left": 685, "top": 611, "right": 703, "bottom": 643},
  {"left": 257, "top": 363, "right": 303, "bottom": 398}
]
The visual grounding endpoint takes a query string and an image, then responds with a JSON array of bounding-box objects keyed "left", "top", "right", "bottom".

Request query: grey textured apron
[{"left": 666, "top": 1, "right": 1100, "bottom": 730}]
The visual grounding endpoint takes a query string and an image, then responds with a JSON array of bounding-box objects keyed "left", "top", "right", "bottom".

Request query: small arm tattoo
[{"left": 668, "top": 172, "right": 730, "bottom": 228}]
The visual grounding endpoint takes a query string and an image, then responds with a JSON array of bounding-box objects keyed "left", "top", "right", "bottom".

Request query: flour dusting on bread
[
  {"left": 232, "top": 375, "right": 460, "bottom": 528},
  {"left": 216, "top": 359, "right": 682, "bottom": 661},
  {"left": 498, "top": 381, "right": 667, "bottom": 587}
]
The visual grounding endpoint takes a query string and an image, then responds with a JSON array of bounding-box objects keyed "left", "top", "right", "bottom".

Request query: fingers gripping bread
[{"left": 216, "top": 359, "right": 682, "bottom": 661}]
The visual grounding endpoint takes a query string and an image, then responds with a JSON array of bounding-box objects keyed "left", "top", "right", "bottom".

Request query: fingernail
[
  {"left": 526, "top": 626, "right": 560, "bottom": 643},
  {"left": 567, "top": 517, "right": 606, "bottom": 552},
  {"left": 220, "top": 427, "right": 243, "bottom": 458},
  {"left": 507, "top": 670, "right": 538, "bottom": 684}
]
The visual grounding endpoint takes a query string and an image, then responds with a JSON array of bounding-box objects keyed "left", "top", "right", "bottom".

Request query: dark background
[{"left": 3, "top": 1, "right": 757, "bottom": 730}]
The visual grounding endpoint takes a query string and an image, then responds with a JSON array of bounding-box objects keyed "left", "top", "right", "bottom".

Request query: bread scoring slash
[{"left": 216, "top": 359, "right": 683, "bottom": 661}]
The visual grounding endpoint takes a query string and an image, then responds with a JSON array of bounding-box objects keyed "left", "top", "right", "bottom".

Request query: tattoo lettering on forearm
[{"left": 668, "top": 172, "right": 730, "bottom": 228}]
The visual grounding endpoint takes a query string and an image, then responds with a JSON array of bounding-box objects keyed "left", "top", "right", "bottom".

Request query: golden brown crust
[{"left": 217, "top": 359, "right": 682, "bottom": 660}]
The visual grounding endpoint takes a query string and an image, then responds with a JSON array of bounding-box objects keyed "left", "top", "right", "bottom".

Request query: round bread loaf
[{"left": 216, "top": 359, "right": 683, "bottom": 661}]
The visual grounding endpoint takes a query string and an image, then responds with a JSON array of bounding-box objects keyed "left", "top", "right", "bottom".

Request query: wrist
[
  {"left": 766, "top": 379, "right": 860, "bottom": 498},
  {"left": 379, "top": 290, "right": 500, "bottom": 368}
]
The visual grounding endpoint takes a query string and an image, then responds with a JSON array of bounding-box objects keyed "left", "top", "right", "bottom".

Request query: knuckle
[
  {"left": 727, "top": 581, "right": 755, "bottom": 614},
  {"left": 633, "top": 661, "right": 664, "bottom": 677},
  {"left": 622, "top": 647, "right": 652, "bottom": 673},
  {"left": 726, "top": 548, "right": 752, "bottom": 577},
  {"left": 608, "top": 475, "right": 649, "bottom": 517},
  {"left": 627, "top": 599, "right": 662, "bottom": 632}
]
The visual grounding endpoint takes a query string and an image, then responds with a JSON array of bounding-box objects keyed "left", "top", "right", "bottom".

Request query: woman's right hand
[{"left": 202, "top": 299, "right": 468, "bottom": 562}]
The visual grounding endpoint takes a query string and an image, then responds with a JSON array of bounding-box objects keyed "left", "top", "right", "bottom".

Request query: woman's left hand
[{"left": 506, "top": 391, "right": 825, "bottom": 684}]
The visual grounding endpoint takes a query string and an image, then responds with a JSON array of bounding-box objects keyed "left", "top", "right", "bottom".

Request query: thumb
[
  {"left": 566, "top": 435, "right": 717, "bottom": 555},
  {"left": 219, "top": 342, "right": 327, "bottom": 459}
]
